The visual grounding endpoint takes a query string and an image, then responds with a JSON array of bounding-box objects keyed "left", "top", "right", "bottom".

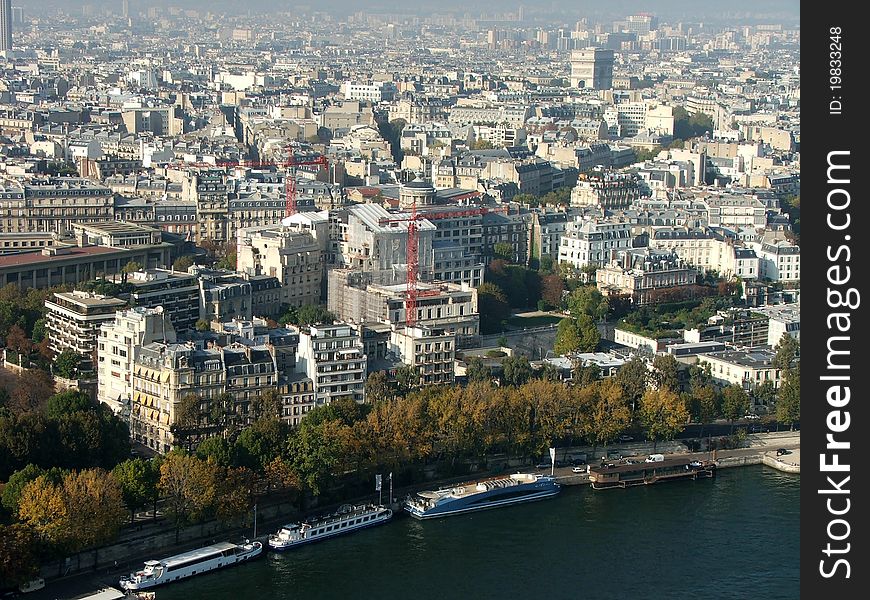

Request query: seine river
[{"left": 156, "top": 466, "right": 799, "bottom": 600}]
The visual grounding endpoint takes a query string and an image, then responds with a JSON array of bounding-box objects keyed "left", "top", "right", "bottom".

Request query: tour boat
[
  {"left": 119, "top": 540, "right": 262, "bottom": 590},
  {"left": 268, "top": 504, "right": 392, "bottom": 551},
  {"left": 404, "top": 473, "right": 561, "bottom": 519}
]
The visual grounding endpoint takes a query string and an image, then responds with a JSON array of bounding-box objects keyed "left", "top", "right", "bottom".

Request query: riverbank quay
[{"left": 29, "top": 431, "right": 798, "bottom": 600}]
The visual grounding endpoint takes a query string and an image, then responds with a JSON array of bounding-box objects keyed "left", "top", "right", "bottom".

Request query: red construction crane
[{"left": 378, "top": 202, "right": 503, "bottom": 327}]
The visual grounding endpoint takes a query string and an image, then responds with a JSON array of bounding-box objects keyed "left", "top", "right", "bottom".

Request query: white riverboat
[
  {"left": 268, "top": 504, "right": 392, "bottom": 551},
  {"left": 404, "top": 473, "right": 561, "bottom": 519},
  {"left": 119, "top": 540, "right": 262, "bottom": 590}
]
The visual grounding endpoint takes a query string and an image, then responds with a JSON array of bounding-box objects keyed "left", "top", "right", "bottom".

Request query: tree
[
  {"left": 651, "top": 354, "right": 681, "bottom": 393},
  {"left": 159, "top": 452, "right": 219, "bottom": 542},
  {"left": 5, "top": 324, "right": 32, "bottom": 356},
  {"left": 45, "top": 390, "right": 93, "bottom": 419},
  {"left": 121, "top": 260, "right": 143, "bottom": 276},
  {"left": 16, "top": 475, "right": 68, "bottom": 546},
  {"left": 195, "top": 436, "right": 234, "bottom": 467},
  {"left": 214, "top": 466, "right": 254, "bottom": 526},
  {"left": 172, "top": 255, "right": 195, "bottom": 272},
  {"left": 615, "top": 356, "right": 649, "bottom": 412},
  {"left": 195, "top": 318, "right": 210, "bottom": 332},
  {"left": 216, "top": 251, "right": 237, "bottom": 271},
  {"left": 639, "top": 388, "right": 689, "bottom": 451},
  {"left": 581, "top": 379, "right": 631, "bottom": 454},
  {"left": 501, "top": 355, "right": 532, "bottom": 387},
  {"left": 395, "top": 364, "right": 420, "bottom": 395},
  {"left": 1, "top": 464, "right": 44, "bottom": 516},
  {"left": 572, "top": 362, "right": 601, "bottom": 387},
  {"left": 54, "top": 350, "right": 82, "bottom": 379},
  {"left": 31, "top": 318, "right": 47, "bottom": 344},
  {"left": 112, "top": 458, "right": 159, "bottom": 523},
  {"left": 287, "top": 418, "right": 350, "bottom": 496},
  {"left": 251, "top": 388, "right": 281, "bottom": 421},
  {"left": 9, "top": 370, "right": 55, "bottom": 414},
  {"left": 471, "top": 139, "right": 495, "bottom": 150},
  {"left": 365, "top": 371, "right": 393, "bottom": 404},
  {"left": 465, "top": 357, "right": 491, "bottom": 384},
  {"left": 540, "top": 274, "right": 564, "bottom": 309},
  {"left": 567, "top": 286, "right": 609, "bottom": 321},
  {"left": 575, "top": 314, "right": 600, "bottom": 352},
  {"left": 476, "top": 283, "right": 510, "bottom": 334},
  {"left": 773, "top": 335, "right": 799, "bottom": 372},
  {"left": 776, "top": 365, "right": 800, "bottom": 430},
  {"left": 61, "top": 468, "right": 126, "bottom": 550},
  {"left": 234, "top": 418, "right": 290, "bottom": 472},
  {"left": 554, "top": 318, "right": 582, "bottom": 356},
  {"left": 295, "top": 304, "right": 335, "bottom": 326},
  {"left": 720, "top": 385, "right": 750, "bottom": 432},
  {"left": 493, "top": 242, "right": 514, "bottom": 262},
  {"left": 0, "top": 524, "right": 40, "bottom": 587}
]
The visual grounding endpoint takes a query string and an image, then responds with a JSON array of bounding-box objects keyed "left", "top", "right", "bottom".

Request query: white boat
[
  {"left": 119, "top": 540, "right": 262, "bottom": 590},
  {"left": 404, "top": 473, "right": 561, "bottom": 519},
  {"left": 268, "top": 504, "right": 392, "bottom": 551}
]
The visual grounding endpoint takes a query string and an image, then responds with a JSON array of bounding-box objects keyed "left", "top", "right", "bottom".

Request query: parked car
[
  {"left": 744, "top": 414, "right": 760, "bottom": 420},
  {"left": 618, "top": 435, "right": 634, "bottom": 442},
  {"left": 535, "top": 461, "right": 551, "bottom": 469},
  {"left": 776, "top": 448, "right": 790, "bottom": 456},
  {"left": 571, "top": 458, "right": 587, "bottom": 467},
  {"left": 572, "top": 466, "right": 586, "bottom": 474}
]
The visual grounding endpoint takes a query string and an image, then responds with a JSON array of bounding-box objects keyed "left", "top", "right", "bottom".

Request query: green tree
[
  {"left": 554, "top": 318, "right": 582, "bottom": 356},
  {"left": 639, "top": 388, "right": 689, "bottom": 451},
  {"left": 195, "top": 318, "right": 210, "bottom": 332},
  {"left": 216, "top": 251, "right": 237, "bottom": 271},
  {"left": 395, "top": 364, "right": 420, "bottom": 395},
  {"left": 295, "top": 304, "right": 335, "bottom": 326},
  {"left": 365, "top": 371, "right": 393, "bottom": 404},
  {"left": 287, "top": 418, "right": 349, "bottom": 496},
  {"left": 31, "top": 317, "right": 47, "bottom": 344},
  {"left": 493, "top": 242, "right": 514, "bottom": 262},
  {"left": 572, "top": 362, "right": 601, "bottom": 387},
  {"left": 465, "top": 357, "right": 492, "bottom": 384},
  {"left": 615, "top": 356, "right": 649, "bottom": 412},
  {"left": 234, "top": 417, "right": 290, "bottom": 472},
  {"left": 1, "top": 464, "right": 44, "bottom": 516},
  {"left": 775, "top": 365, "right": 800, "bottom": 430},
  {"left": 773, "top": 334, "right": 799, "bottom": 372},
  {"left": 720, "top": 385, "right": 750, "bottom": 432},
  {"left": 62, "top": 468, "right": 126, "bottom": 550},
  {"left": 567, "top": 286, "right": 609, "bottom": 321},
  {"left": 0, "top": 524, "right": 40, "bottom": 587},
  {"left": 172, "top": 255, "right": 195, "bottom": 271},
  {"left": 651, "top": 354, "right": 681, "bottom": 393},
  {"left": 54, "top": 350, "right": 82, "bottom": 379},
  {"left": 45, "top": 390, "right": 93, "bottom": 419},
  {"left": 501, "top": 355, "right": 532, "bottom": 387},
  {"left": 477, "top": 283, "right": 510, "bottom": 334},
  {"left": 112, "top": 458, "right": 159, "bottom": 524},
  {"left": 633, "top": 146, "right": 662, "bottom": 162},
  {"left": 575, "top": 314, "right": 601, "bottom": 352},
  {"left": 195, "top": 436, "right": 234, "bottom": 467}
]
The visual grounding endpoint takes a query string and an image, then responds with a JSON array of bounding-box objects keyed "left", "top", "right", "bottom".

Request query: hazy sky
[{"left": 23, "top": 0, "right": 800, "bottom": 23}]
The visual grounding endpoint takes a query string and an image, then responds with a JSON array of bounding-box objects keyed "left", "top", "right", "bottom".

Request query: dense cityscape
[{"left": 0, "top": 1, "right": 800, "bottom": 598}]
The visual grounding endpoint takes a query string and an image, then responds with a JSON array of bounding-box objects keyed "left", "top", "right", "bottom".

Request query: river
[{"left": 155, "top": 466, "right": 799, "bottom": 600}]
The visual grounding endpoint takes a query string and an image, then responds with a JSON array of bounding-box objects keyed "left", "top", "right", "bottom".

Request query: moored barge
[{"left": 588, "top": 458, "right": 716, "bottom": 490}]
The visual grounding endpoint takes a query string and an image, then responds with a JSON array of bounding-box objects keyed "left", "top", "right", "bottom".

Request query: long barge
[{"left": 588, "top": 458, "right": 716, "bottom": 490}]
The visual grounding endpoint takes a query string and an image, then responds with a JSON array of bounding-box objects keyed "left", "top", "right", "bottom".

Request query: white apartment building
[
  {"left": 97, "top": 307, "right": 177, "bottom": 414},
  {"left": 648, "top": 228, "right": 759, "bottom": 279},
  {"left": 341, "top": 81, "right": 398, "bottom": 103},
  {"left": 696, "top": 349, "right": 782, "bottom": 395},
  {"left": 698, "top": 194, "right": 768, "bottom": 229},
  {"left": 752, "top": 303, "right": 800, "bottom": 347},
  {"left": 750, "top": 235, "right": 800, "bottom": 282},
  {"left": 46, "top": 291, "right": 128, "bottom": 374},
  {"left": 389, "top": 325, "right": 456, "bottom": 386},
  {"left": 558, "top": 219, "right": 632, "bottom": 270},
  {"left": 236, "top": 225, "right": 324, "bottom": 307},
  {"left": 296, "top": 323, "right": 367, "bottom": 406}
]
